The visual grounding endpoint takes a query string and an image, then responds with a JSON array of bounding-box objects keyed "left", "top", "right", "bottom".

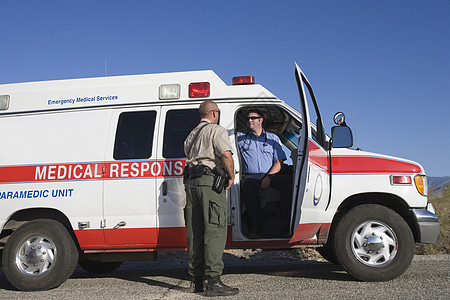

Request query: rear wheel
[
  {"left": 2, "top": 219, "right": 79, "bottom": 291},
  {"left": 79, "top": 260, "right": 122, "bottom": 274},
  {"left": 333, "top": 204, "right": 414, "bottom": 281}
]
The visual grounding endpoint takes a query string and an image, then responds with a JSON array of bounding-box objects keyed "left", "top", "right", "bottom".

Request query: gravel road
[{"left": 1, "top": 250, "right": 448, "bottom": 299}]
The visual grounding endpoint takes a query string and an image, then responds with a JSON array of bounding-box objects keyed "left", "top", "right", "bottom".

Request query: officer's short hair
[{"left": 199, "top": 100, "right": 217, "bottom": 117}]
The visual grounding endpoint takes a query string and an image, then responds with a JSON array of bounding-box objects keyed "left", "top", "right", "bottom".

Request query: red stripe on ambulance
[
  {"left": 331, "top": 156, "right": 421, "bottom": 174},
  {"left": 308, "top": 140, "right": 330, "bottom": 173},
  {"left": 0, "top": 160, "right": 186, "bottom": 184},
  {"left": 75, "top": 224, "right": 330, "bottom": 251}
]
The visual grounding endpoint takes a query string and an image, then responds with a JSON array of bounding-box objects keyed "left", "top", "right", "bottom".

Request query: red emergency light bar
[
  {"left": 232, "top": 76, "right": 255, "bottom": 85},
  {"left": 189, "top": 82, "right": 210, "bottom": 98}
]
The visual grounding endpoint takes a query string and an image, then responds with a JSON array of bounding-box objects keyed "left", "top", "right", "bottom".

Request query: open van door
[{"left": 289, "top": 63, "right": 331, "bottom": 244}]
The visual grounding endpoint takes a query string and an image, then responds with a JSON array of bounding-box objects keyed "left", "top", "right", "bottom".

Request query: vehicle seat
[{"left": 258, "top": 187, "right": 280, "bottom": 208}]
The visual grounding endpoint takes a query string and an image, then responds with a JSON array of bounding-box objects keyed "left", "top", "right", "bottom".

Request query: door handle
[
  {"left": 162, "top": 182, "right": 168, "bottom": 196},
  {"left": 113, "top": 221, "right": 126, "bottom": 229}
]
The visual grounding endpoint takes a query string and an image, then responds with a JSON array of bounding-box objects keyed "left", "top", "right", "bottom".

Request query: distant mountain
[{"left": 428, "top": 177, "right": 450, "bottom": 195}]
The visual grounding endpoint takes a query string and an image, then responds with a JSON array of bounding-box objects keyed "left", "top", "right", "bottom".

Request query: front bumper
[{"left": 411, "top": 203, "right": 440, "bottom": 244}]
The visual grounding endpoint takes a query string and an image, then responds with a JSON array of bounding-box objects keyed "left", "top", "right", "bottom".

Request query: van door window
[
  {"left": 113, "top": 111, "right": 157, "bottom": 160},
  {"left": 163, "top": 109, "right": 200, "bottom": 158}
]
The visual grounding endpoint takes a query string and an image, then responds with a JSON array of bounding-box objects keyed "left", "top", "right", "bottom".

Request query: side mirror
[
  {"left": 333, "top": 112, "right": 346, "bottom": 126},
  {"left": 331, "top": 126, "right": 353, "bottom": 148}
]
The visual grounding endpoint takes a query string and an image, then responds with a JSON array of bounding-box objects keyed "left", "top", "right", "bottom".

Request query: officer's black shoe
[
  {"left": 206, "top": 276, "right": 239, "bottom": 297},
  {"left": 189, "top": 276, "right": 204, "bottom": 293}
]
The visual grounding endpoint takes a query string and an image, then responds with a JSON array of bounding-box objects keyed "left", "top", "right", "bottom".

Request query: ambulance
[{"left": 0, "top": 64, "right": 439, "bottom": 291}]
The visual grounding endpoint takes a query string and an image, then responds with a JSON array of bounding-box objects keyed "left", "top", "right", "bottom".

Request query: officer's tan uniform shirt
[{"left": 184, "top": 119, "right": 232, "bottom": 170}]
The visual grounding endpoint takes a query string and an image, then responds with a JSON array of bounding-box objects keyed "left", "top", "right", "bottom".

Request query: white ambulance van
[{"left": 0, "top": 64, "right": 439, "bottom": 290}]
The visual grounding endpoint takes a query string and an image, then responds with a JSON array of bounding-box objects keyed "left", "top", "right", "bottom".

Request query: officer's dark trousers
[
  {"left": 242, "top": 174, "right": 292, "bottom": 232},
  {"left": 184, "top": 175, "right": 227, "bottom": 279}
]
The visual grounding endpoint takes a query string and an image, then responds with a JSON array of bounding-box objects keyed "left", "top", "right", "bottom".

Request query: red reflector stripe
[
  {"left": 232, "top": 76, "right": 255, "bottom": 85},
  {"left": 189, "top": 82, "right": 210, "bottom": 98},
  {"left": 391, "top": 175, "right": 412, "bottom": 184}
]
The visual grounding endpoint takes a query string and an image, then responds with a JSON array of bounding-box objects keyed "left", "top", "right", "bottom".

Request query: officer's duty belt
[{"left": 187, "top": 165, "right": 214, "bottom": 179}]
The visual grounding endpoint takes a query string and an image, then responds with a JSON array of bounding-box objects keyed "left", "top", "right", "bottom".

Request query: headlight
[{"left": 414, "top": 175, "right": 428, "bottom": 196}]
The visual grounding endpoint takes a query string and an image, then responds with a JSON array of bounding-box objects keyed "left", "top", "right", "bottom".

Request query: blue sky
[{"left": 1, "top": 0, "right": 449, "bottom": 176}]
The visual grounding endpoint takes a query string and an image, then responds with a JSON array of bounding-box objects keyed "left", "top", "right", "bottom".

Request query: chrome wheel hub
[
  {"left": 16, "top": 235, "right": 56, "bottom": 277},
  {"left": 351, "top": 220, "right": 398, "bottom": 267},
  {"left": 366, "top": 235, "right": 383, "bottom": 251}
]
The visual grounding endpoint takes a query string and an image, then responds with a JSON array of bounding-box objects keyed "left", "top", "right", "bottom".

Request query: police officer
[{"left": 183, "top": 100, "right": 238, "bottom": 297}]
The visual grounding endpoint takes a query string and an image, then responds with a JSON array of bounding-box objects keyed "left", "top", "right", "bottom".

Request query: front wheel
[
  {"left": 316, "top": 245, "right": 338, "bottom": 265},
  {"left": 2, "top": 219, "right": 79, "bottom": 291},
  {"left": 333, "top": 204, "right": 414, "bottom": 281}
]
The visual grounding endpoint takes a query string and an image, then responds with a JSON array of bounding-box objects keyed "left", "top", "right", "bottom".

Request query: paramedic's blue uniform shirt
[{"left": 237, "top": 131, "right": 286, "bottom": 174}]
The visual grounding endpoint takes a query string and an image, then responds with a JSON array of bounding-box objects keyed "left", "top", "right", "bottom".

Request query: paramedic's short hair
[
  {"left": 246, "top": 108, "right": 264, "bottom": 119},
  {"left": 199, "top": 100, "right": 218, "bottom": 117}
]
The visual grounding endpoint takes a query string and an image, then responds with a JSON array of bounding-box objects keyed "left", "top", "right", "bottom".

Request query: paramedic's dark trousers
[
  {"left": 242, "top": 174, "right": 292, "bottom": 232},
  {"left": 184, "top": 175, "right": 227, "bottom": 279}
]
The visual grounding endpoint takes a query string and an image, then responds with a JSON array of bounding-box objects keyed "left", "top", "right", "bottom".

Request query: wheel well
[
  {"left": 0, "top": 208, "right": 81, "bottom": 251},
  {"left": 327, "top": 193, "right": 420, "bottom": 244}
]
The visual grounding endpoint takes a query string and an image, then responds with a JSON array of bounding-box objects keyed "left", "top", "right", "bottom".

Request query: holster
[
  {"left": 212, "top": 167, "right": 229, "bottom": 194},
  {"left": 183, "top": 166, "right": 190, "bottom": 184},
  {"left": 184, "top": 165, "right": 229, "bottom": 193}
]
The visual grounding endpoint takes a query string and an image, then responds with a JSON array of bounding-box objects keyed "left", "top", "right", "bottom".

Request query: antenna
[{"left": 346, "top": 79, "right": 360, "bottom": 150}]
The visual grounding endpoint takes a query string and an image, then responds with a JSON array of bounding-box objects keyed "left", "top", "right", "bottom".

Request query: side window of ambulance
[
  {"left": 114, "top": 111, "right": 157, "bottom": 160},
  {"left": 163, "top": 109, "right": 200, "bottom": 158}
]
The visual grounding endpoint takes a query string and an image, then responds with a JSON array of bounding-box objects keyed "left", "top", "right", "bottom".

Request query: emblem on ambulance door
[{"left": 313, "top": 174, "right": 323, "bottom": 206}]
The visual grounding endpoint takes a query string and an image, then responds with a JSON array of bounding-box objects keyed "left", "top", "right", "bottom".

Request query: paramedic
[
  {"left": 237, "top": 109, "right": 292, "bottom": 239},
  {"left": 183, "top": 100, "right": 239, "bottom": 297}
]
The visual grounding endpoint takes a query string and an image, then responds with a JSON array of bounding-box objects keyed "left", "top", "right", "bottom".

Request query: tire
[
  {"left": 2, "top": 219, "right": 79, "bottom": 291},
  {"left": 333, "top": 204, "right": 414, "bottom": 282},
  {"left": 79, "top": 260, "right": 122, "bottom": 274},
  {"left": 316, "top": 245, "right": 338, "bottom": 265}
]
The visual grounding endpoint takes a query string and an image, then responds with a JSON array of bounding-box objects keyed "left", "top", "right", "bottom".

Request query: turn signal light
[{"left": 414, "top": 175, "right": 428, "bottom": 196}]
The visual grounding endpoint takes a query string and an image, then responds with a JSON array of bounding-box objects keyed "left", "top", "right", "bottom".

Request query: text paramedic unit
[{"left": 0, "top": 65, "right": 439, "bottom": 291}]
